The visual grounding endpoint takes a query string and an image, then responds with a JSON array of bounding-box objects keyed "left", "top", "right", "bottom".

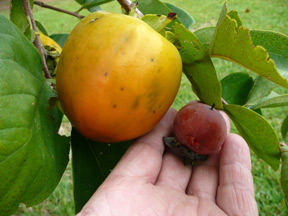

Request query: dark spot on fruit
[
  {"left": 89, "top": 17, "right": 101, "bottom": 23},
  {"left": 151, "top": 58, "right": 154, "bottom": 62},
  {"left": 153, "top": 110, "right": 156, "bottom": 114},
  {"left": 104, "top": 72, "right": 109, "bottom": 76},
  {"left": 113, "top": 104, "right": 117, "bottom": 108},
  {"left": 120, "top": 87, "right": 124, "bottom": 91},
  {"left": 132, "top": 97, "right": 140, "bottom": 109},
  {"left": 187, "top": 136, "right": 200, "bottom": 150}
]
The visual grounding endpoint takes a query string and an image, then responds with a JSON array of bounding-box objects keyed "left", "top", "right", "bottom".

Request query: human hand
[{"left": 77, "top": 108, "right": 258, "bottom": 216}]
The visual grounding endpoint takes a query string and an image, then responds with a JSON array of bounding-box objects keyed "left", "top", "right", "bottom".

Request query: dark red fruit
[{"left": 173, "top": 102, "right": 227, "bottom": 155}]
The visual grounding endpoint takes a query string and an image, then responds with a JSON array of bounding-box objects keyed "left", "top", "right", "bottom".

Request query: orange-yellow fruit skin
[{"left": 56, "top": 11, "right": 182, "bottom": 143}]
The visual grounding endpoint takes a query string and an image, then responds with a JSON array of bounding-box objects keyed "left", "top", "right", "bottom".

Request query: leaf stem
[
  {"left": 22, "top": 0, "right": 51, "bottom": 79},
  {"left": 34, "top": 1, "right": 84, "bottom": 19},
  {"left": 117, "top": 0, "right": 144, "bottom": 17}
]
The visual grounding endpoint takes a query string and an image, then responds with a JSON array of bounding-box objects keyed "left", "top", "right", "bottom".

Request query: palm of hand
[{"left": 77, "top": 109, "right": 258, "bottom": 216}]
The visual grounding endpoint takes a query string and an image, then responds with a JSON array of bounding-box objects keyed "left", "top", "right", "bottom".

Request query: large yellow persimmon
[{"left": 56, "top": 11, "right": 182, "bottom": 143}]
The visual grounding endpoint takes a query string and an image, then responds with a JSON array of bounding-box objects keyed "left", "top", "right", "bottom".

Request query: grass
[{"left": 1, "top": 0, "right": 288, "bottom": 215}]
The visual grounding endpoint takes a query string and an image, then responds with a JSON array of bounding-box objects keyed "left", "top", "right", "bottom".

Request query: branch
[
  {"left": 34, "top": 1, "right": 84, "bottom": 19},
  {"left": 22, "top": 0, "right": 51, "bottom": 79},
  {"left": 117, "top": 0, "right": 144, "bottom": 17}
]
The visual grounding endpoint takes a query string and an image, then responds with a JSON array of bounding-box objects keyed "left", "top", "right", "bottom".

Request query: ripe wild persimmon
[
  {"left": 56, "top": 11, "right": 182, "bottom": 143},
  {"left": 173, "top": 102, "right": 227, "bottom": 155}
]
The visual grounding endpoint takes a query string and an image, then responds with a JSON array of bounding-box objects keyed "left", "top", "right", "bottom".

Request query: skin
[{"left": 76, "top": 108, "right": 258, "bottom": 216}]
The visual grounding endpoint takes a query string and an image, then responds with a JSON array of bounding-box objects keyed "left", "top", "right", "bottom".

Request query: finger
[
  {"left": 110, "top": 108, "right": 177, "bottom": 184},
  {"left": 186, "top": 110, "right": 231, "bottom": 201},
  {"left": 217, "top": 134, "right": 258, "bottom": 215},
  {"left": 186, "top": 149, "right": 220, "bottom": 201},
  {"left": 155, "top": 152, "right": 192, "bottom": 191},
  {"left": 219, "top": 110, "right": 231, "bottom": 133}
]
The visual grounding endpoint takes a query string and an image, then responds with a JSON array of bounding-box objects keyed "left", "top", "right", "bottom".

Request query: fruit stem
[
  {"left": 34, "top": 1, "right": 85, "bottom": 19},
  {"left": 22, "top": 0, "right": 51, "bottom": 79},
  {"left": 117, "top": 0, "right": 144, "bottom": 17},
  {"left": 210, "top": 103, "right": 215, "bottom": 110}
]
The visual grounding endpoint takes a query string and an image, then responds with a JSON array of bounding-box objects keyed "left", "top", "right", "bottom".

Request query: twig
[
  {"left": 22, "top": 0, "right": 51, "bottom": 79},
  {"left": 117, "top": 0, "right": 144, "bottom": 17},
  {"left": 34, "top": 1, "right": 84, "bottom": 19}
]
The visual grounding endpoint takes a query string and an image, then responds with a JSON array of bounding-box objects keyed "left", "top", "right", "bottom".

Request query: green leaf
[
  {"left": 248, "top": 92, "right": 288, "bottom": 110},
  {"left": 194, "top": 26, "right": 215, "bottom": 51},
  {"left": 35, "top": 20, "right": 49, "bottom": 36},
  {"left": 49, "top": 33, "right": 69, "bottom": 48},
  {"left": 209, "top": 2, "right": 288, "bottom": 88},
  {"left": 172, "top": 23, "right": 206, "bottom": 64},
  {"left": 75, "top": 0, "right": 113, "bottom": 11},
  {"left": 221, "top": 72, "right": 253, "bottom": 105},
  {"left": 245, "top": 76, "right": 276, "bottom": 107},
  {"left": 171, "top": 23, "right": 222, "bottom": 109},
  {"left": 0, "top": 15, "right": 70, "bottom": 215},
  {"left": 164, "top": 2, "right": 195, "bottom": 29},
  {"left": 183, "top": 60, "right": 222, "bottom": 109},
  {"left": 72, "top": 129, "right": 131, "bottom": 214},
  {"left": 250, "top": 30, "right": 288, "bottom": 79},
  {"left": 224, "top": 104, "right": 281, "bottom": 170},
  {"left": 281, "top": 116, "right": 288, "bottom": 141},
  {"left": 141, "top": 14, "right": 176, "bottom": 33},
  {"left": 281, "top": 146, "right": 288, "bottom": 207},
  {"left": 245, "top": 30, "right": 288, "bottom": 106},
  {"left": 10, "top": 0, "right": 34, "bottom": 40},
  {"left": 137, "top": 0, "right": 182, "bottom": 27}
]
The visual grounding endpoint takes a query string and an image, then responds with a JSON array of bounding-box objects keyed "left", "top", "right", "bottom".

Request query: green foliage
[
  {"left": 49, "top": 33, "right": 69, "bottom": 48},
  {"left": 75, "top": 0, "right": 113, "bottom": 12},
  {"left": 10, "top": 0, "right": 34, "bottom": 40},
  {"left": 35, "top": 20, "right": 49, "bottom": 36},
  {"left": 164, "top": 2, "right": 195, "bottom": 29},
  {"left": 221, "top": 72, "right": 253, "bottom": 105},
  {"left": 171, "top": 23, "right": 222, "bottom": 108},
  {"left": 248, "top": 93, "right": 288, "bottom": 110},
  {"left": 0, "top": 15, "right": 70, "bottom": 215},
  {"left": 245, "top": 76, "right": 276, "bottom": 107},
  {"left": 281, "top": 146, "right": 288, "bottom": 207},
  {"left": 137, "top": 0, "right": 192, "bottom": 29},
  {"left": 282, "top": 116, "right": 288, "bottom": 141},
  {"left": 71, "top": 129, "right": 131, "bottom": 213},
  {"left": 224, "top": 104, "right": 281, "bottom": 170},
  {"left": 141, "top": 14, "right": 176, "bottom": 33},
  {"left": 210, "top": 2, "right": 288, "bottom": 89}
]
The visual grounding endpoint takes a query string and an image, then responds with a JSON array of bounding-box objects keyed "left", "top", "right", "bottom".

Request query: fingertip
[
  {"left": 221, "top": 133, "right": 251, "bottom": 170},
  {"left": 217, "top": 134, "right": 257, "bottom": 215}
]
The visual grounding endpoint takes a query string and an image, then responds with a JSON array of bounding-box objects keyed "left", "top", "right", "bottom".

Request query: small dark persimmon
[{"left": 173, "top": 102, "right": 227, "bottom": 155}]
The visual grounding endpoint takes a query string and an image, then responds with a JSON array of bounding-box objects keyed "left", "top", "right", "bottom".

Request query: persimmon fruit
[
  {"left": 173, "top": 102, "right": 227, "bottom": 155},
  {"left": 56, "top": 11, "right": 182, "bottom": 143}
]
